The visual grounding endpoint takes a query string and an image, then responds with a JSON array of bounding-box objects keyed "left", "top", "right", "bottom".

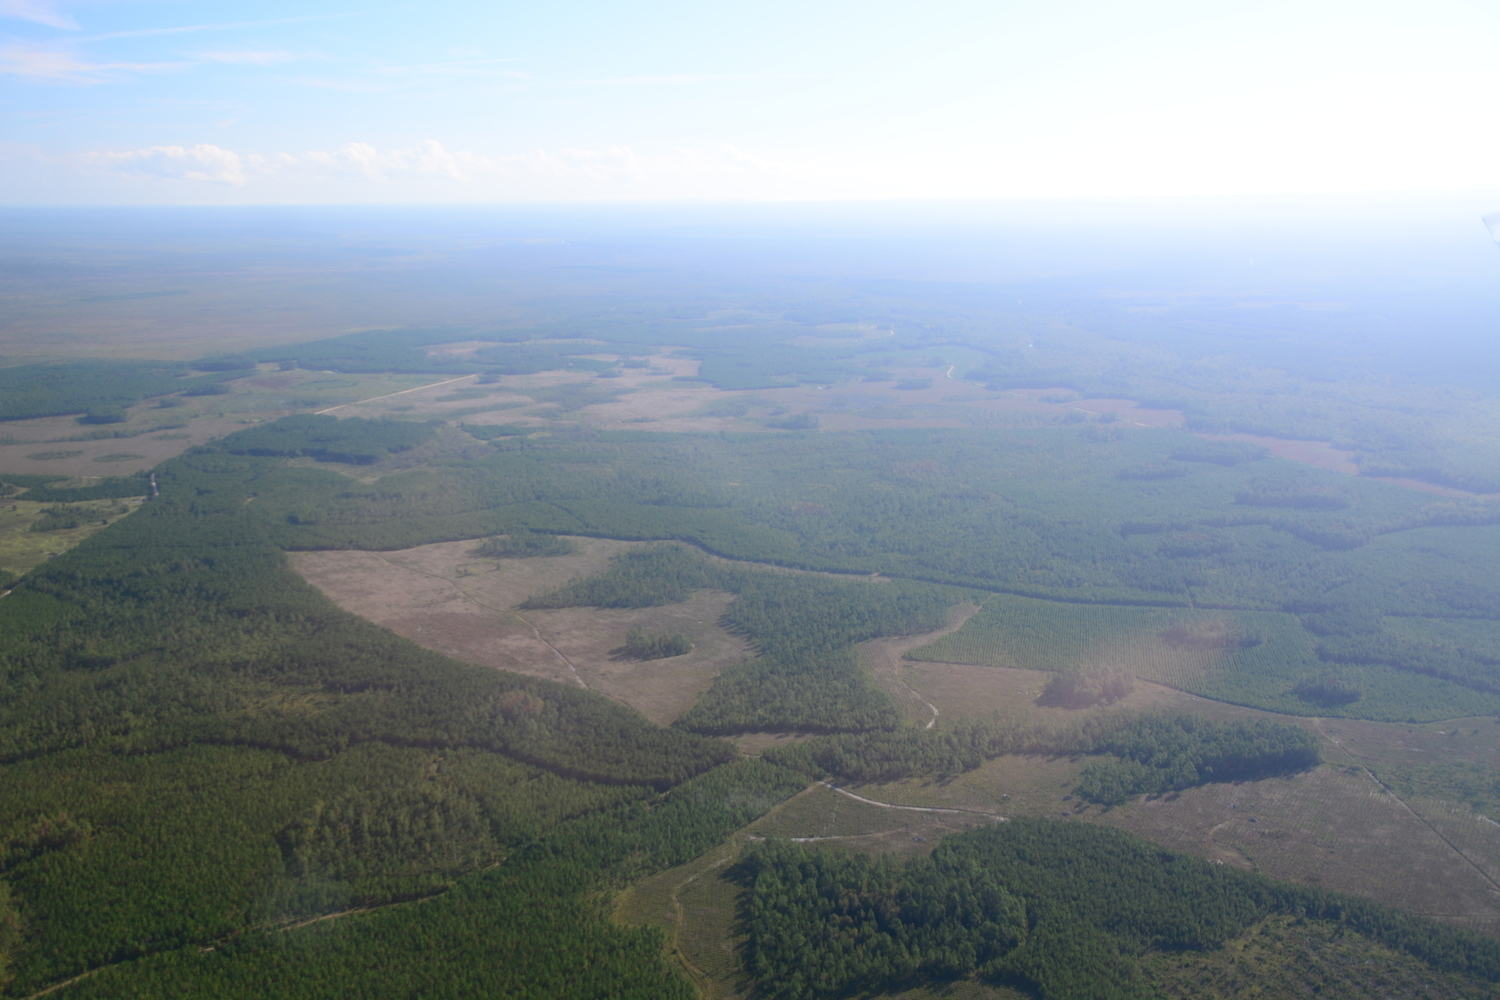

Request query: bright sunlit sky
[{"left": 3, "top": 0, "right": 1500, "bottom": 203}]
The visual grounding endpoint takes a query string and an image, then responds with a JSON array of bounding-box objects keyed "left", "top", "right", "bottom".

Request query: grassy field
[
  {"left": 860, "top": 619, "right": 1500, "bottom": 942},
  {"left": 910, "top": 593, "right": 1500, "bottom": 722},
  {"left": 0, "top": 495, "right": 143, "bottom": 578}
]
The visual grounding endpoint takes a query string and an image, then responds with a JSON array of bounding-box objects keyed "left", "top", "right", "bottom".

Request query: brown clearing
[
  {"left": 291, "top": 536, "right": 753, "bottom": 725},
  {"left": 862, "top": 602, "right": 983, "bottom": 728},
  {"left": 868, "top": 650, "right": 1500, "bottom": 938}
]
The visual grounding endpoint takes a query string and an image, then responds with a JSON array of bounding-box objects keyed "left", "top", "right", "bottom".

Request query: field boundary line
[
  {"left": 1318, "top": 725, "right": 1500, "bottom": 895},
  {"left": 316, "top": 374, "right": 477, "bottom": 414}
]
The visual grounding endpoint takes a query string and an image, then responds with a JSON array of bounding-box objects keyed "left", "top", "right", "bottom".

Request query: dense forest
[
  {"left": 743, "top": 820, "right": 1500, "bottom": 1000},
  {"left": 0, "top": 430, "right": 757, "bottom": 995},
  {"left": 0, "top": 361, "right": 246, "bottom": 423},
  {"left": 209, "top": 416, "right": 1500, "bottom": 723}
]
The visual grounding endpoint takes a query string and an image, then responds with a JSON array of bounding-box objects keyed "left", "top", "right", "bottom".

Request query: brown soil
[{"left": 290, "top": 537, "right": 753, "bottom": 725}]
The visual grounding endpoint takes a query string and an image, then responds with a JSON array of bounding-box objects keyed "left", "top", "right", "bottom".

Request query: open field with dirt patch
[
  {"left": 850, "top": 609, "right": 1500, "bottom": 941},
  {"left": 291, "top": 535, "right": 754, "bottom": 724}
]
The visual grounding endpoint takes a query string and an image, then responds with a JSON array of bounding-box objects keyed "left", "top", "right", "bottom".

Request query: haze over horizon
[{"left": 4, "top": 0, "right": 1500, "bottom": 204}]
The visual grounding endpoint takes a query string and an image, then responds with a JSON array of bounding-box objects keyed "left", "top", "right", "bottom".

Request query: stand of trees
[
  {"left": 223, "top": 415, "right": 435, "bottom": 465},
  {"left": 742, "top": 841, "right": 1026, "bottom": 999},
  {"left": 766, "top": 713, "right": 1320, "bottom": 800},
  {"left": 57, "top": 760, "right": 808, "bottom": 1000},
  {"left": 622, "top": 628, "right": 691, "bottom": 659},
  {"left": 472, "top": 530, "right": 577, "bottom": 557},
  {"left": 742, "top": 820, "right": 1500, "bottom": 1000}
]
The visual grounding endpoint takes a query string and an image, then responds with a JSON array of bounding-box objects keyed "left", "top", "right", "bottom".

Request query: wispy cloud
[
  {"left": 193, "top": 50, "right": 296, "bottom": 66},
  {"left": 80, "top": 13, "right": 354, "bottom": 43},
  {"left": 295, "top": 75, "right": 392, "bottom": 93},
  {"left": 557, "top": 73, "right": 772, "bottom": 88},
  {"left": 0, "top": 0, "right": 77, "bottom": 30},
  {"left": 81, "top": 139, "right": 793, "bottom": 190},
  {"left": 0, "top": 42, "right": 188, "bottom": 81},
  {"left": 378, "top": 57, "right": 527, "bottom": 78}
]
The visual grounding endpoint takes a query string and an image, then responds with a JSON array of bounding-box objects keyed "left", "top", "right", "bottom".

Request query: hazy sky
[{"left": 4, "top": 0, "right": 1499, "bottom": 203}]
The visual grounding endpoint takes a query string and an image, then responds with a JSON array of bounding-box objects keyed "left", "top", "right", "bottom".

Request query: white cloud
[
  {"left": 74, "top": 139, "right": 800, "bottom": 197},
  {"left": 89, "top": 143, "right": 248, "bottom": 183},
  {"left": 0, "top": 0, "right": 77, "bottom": 30}
]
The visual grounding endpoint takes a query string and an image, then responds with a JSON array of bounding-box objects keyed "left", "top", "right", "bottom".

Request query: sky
[{"left": 3, "top": 0, "right": 1500, "bottom": 203}]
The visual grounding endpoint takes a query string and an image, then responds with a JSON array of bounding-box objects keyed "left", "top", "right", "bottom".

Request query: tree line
[{"left": 742, "top": 819, "right": 1500, "bottom": 1000}]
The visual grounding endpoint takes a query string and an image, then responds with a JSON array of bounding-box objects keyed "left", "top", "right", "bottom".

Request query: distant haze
[{"left": 2, "top": 198, "right": 1498, "bottom": 392}]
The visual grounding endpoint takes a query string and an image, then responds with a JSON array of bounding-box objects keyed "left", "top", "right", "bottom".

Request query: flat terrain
[
  {"left": 0, "top": 495, "right": 143, "bottom": 578},
  {"left": 862, "top": 633, "right": 1500, "bottom": 939},
  {"left": 0, "top": 366, "right": 440, "bottom": 478},
  {"left": 292, "top": 536, "right": 753, "bottom": 725}
]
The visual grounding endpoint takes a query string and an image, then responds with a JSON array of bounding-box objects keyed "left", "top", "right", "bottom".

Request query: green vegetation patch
[
  {"left": 471, "top": 530, "right": 578, "bottom": 558},
  {"left": 224, "top": 414, "right": 435, "bottom": 465},
  {"left": 741, "top": 820, "right": 1500, "bottom": 1000},
  {"left": 0, "top": 360, "right": 240, "bottom": 421},
  {"left": 910, "top": 593, "right": 1500, "bottom": 721},
  {"left": 765, "top": 710, "right": 1318, "bottom": 796},
  {"left": 621, "top": 627, "right": 691, "bottom": 660},
  {"left": 1141, "top": 915, "right": 1499, "bottom": 1000},
  {"left": 23, "top": 476, "right": 150, "bottom": 503},
  {"left": 24, "top": 451, "right": 82, "bottom": 461}
]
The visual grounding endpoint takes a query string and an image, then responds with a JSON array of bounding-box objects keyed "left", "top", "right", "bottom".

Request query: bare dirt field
[{"left": 290, "top": 536, "right": 753, "bottom": 725}]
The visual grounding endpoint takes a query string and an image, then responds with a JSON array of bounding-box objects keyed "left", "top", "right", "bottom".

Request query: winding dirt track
[{"left": 859, "top": 602, "right": 982, "bottom": 728}]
